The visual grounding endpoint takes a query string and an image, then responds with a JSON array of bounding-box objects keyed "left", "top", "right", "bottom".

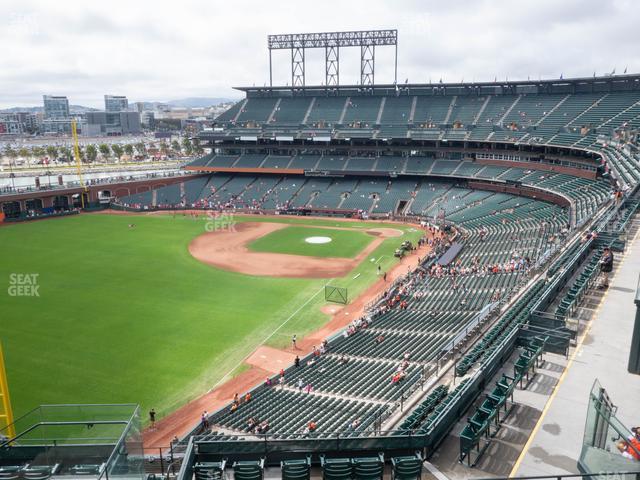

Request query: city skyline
[{"left": 2, "top": 0, "right": 640, "bottom": 108}]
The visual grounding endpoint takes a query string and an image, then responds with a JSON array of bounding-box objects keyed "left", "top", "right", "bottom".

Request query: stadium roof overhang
[{"left": 235, "top": 73, "right": 640, "bottom": 96}]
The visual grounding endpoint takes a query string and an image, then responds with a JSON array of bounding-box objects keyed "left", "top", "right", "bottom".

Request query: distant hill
[
  {"left": 166, "top": 97, "right": 238, "bottom": 108},
  {"left": 0, "top": 106, "right": 42, "bottom": 113},
  {"left": 0, "top": 98, "right": 238, "bottom": 113},
  {"left": 70, "top": 105, "right": 100, "bottom": 113},
  {"left": 0, "top": 105, "right": 99, "bottom": 114}
]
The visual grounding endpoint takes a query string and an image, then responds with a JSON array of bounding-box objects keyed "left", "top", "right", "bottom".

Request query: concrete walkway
[{"left": 513, "top": 224, "right": 640, "bottom": 476}]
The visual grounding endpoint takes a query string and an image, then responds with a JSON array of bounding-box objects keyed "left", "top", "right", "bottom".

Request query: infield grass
[
  {"left": 0, "top": 213, "right": 422, "bottom": 422},
  {"left": 247, "top": 226, "right": 373, "bottom": 258}
]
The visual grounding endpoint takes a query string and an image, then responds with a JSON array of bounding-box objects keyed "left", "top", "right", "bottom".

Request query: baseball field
[{"left": 1, "top": 212, "right": 423, "bottom": 420}]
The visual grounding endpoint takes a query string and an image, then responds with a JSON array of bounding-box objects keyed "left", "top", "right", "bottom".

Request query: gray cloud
[{"left": 0, "top": 0, "right": 638, "bottom": 108}]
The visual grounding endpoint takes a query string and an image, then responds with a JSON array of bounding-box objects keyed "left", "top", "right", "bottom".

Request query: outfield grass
[
  {"left": 0, "top": 213, "right": 422, "bottom": 421},
  {"left": 247, "top": 226, "right": 373, "bottom": 258}
]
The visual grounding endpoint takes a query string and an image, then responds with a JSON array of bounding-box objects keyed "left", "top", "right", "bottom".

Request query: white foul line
[{"left": 207, "top": 281, "right": 330, "bottom": 392}]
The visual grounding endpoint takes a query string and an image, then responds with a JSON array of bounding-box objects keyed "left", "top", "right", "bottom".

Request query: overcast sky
[{"left": 1, "top": 0, "right": 639, "bottom": 108}]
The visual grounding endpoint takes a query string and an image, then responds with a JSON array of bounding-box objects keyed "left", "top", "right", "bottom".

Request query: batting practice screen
[{"left": 324, "top": 285, "right": 348, "bottom": 304}]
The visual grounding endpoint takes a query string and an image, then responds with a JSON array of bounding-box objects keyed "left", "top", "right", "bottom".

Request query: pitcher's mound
[{"left": 305, "top": 236, "right": 332, "bottom": 244}]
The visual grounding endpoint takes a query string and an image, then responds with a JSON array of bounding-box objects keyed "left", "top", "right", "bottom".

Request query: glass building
[
  {"left": 104, "top": 95, "right": 129, "bottom": 112},
  {"left": 43, "top": 95, "right": 70, "bottom": 119}
]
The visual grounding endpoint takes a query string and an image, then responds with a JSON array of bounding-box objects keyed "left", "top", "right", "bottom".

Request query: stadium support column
[
  {"left": 269, "top": 49, "right": 273, "bottom": 87},
  {"left": 361, "top": 44, "right": 375, "bottom": 86},
  {"left": 394, "top": 41, "right": 398, "bottom": 84},
  {"left": 628, "top": 273, "right": 640, "bottom": 374},
  {"left": 325, "top": 46, "right": 339, "bottom": 86},
  {"left": 291, "top": 47, "right": 305, "bottom": 88}
]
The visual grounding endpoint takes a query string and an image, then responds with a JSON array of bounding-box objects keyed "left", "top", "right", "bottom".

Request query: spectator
[
  {"left": 201, "top": 410, "right": 209, "bottom": 429},
  {"left": 599, "top": 247, "right": 613, "bottom": 288},
  {"left": 617, "top": 440, "right": 640, "bottom": 460},
  {"left": 294, "top": 355, "right": 300, "bottom": 367},
  {"left": 247, "top": 417, "right": 257, "bottom": 431},
  {"left": 256, "top": 420, "right": 269, "bottom": 434},
  {"left": 149, "top": 409, "right": 156, "bottom": 428}
]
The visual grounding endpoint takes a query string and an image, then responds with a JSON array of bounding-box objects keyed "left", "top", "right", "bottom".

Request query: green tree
[
  {"left": 59, "top": 147, "right": 73, "bottom": 162},
  {"left": 124, "top": 144, "right": 134, "bottom": 157},
  {"left": 159, "top": 141, "right": 169, "bottom": 156},
  {"left": 98, "top": 144, "right": 111, "bottom": 159},
  {"left": 18, "top": 147, "right": 30, "bottom": 158},
  {"left": 135, "top": 142, "right": 146, "bottom": 156},
  {"left": 31, "top": 146, "right": 44, "bottom": 158},
  {"left": 181, "top": 137, "right": 193, "bottom": 155},
  {"left": 171, "top": 140, "right": 181, "bottom": 153},
  {"left": 192, "top": 138, "right": 204, "bottom": 155},
  {"left": 111, "top": 144, "right": 124, "bottom": 159},
  {"left": 85, "top": 144, "right": 98, "bottom": 163},
  {"left": 4, "top": 146, "right": 17, "bottom": 160},
  {"left": 46, "top": 145, "right": 58, "bottom": 160}
]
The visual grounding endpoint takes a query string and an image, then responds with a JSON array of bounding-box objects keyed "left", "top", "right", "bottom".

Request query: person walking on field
[
  {"left": 292, "top": 334, "right": 298, "bottom": 349},
  {"left": 149, "top": 409, "right": 156, "bottom": 429}
]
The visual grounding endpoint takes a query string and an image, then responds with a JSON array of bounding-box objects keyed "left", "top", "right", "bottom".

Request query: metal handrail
[{"left": 0, "top": 420, "right": 129, "bottom": 449}]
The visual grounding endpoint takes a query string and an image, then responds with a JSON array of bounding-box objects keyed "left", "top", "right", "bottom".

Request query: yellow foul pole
[
  {"left": 71, "top": 120, "right": 86, "bottom": 209},
  {"left": 0, "top": 343, "right": 15, "bottom": 439}
]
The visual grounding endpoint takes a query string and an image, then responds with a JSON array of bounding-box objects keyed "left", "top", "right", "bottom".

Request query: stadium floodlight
[{"left": 267, "top": 29, "right": 398, "bottom": 88}]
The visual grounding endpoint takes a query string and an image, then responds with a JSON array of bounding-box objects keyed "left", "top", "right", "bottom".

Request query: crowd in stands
[{"left": 617, "top": 426, "right": 640, "bottom": 461}]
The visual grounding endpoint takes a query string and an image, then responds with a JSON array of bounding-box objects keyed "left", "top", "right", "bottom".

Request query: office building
[
  {"left": 105, "top": 95, "right": 128, "bottom": 112},
  {"left": 43, "top": 95, "right": 70, "bottom": 119}
]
